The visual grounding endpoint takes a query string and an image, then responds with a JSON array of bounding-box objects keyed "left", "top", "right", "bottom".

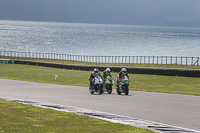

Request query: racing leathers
[
  {"left": 117, "top": 71, "right": 130, "bottom": 85},
  {"left": 90, "top": 71, "right": 102, "bottom": 87},
  {"left": 102, "top": 70, "right": 112, "bottom": 84}
]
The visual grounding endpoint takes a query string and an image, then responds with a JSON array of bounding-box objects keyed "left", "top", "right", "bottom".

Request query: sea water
[{"left": 0, "top": 20, "right": 200, "bottom": 57}]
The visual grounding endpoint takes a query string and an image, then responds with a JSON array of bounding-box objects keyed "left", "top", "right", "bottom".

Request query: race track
[{"left": 0, "top": 78, "right": 200, "bottom": 132}]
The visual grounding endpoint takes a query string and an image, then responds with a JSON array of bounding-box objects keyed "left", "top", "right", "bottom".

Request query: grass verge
[
  {"left": 0, "top": 99, "right": 154, "bottom": 133},
  {"left": 0, "top": 63, "right": 200, "bottom": 95}
]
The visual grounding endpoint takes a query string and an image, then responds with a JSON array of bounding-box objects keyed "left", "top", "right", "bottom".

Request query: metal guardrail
[{"left": 0, "top": 51, "right": 199, "bottom": 66}]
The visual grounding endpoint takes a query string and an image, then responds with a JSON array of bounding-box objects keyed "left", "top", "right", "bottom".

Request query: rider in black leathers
[{"left": 89, "top": 68, "right": 102, "bottom": 87}]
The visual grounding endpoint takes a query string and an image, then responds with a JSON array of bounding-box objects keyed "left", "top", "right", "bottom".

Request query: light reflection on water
[{"left": 0, "top": 20, "right": 200, "bottom": 57}]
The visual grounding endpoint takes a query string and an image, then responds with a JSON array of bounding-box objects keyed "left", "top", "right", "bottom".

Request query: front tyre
[
  {"left": 116, "top": 85, "right": 121, "bottom": 95},
  {"left": 89, "top": 86, "right": 94, "bottom": 94},
  {"left": 97, "top": 85, "right": 102, "bottom": 95},
  {"left": 107, "top": 84, "right": 112, "bottom": 94},
  {"left": 125, "top": 85, "right": 129, "bottom": 95}
]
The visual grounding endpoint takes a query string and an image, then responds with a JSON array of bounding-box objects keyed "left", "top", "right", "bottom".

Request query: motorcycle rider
[
  {"left": 89, "top": 68, "right": 102, "bottom": 88},
  {"left": 117, "top": 68, "right": 130, "bottom": 86},
  {"left": 102, "top": 68, "right": 113, "bottom": 83}
]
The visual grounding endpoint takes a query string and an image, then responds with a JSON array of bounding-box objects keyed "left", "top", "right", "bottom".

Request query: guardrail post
[
  {"left": 180, "top": 57, "right": 182, "bottom": 65},
  {"left": 152, "top": 56, "right": 154, "bottom": 64},
  {"left": 117, "top": 56, "right": 119, "bottom": 63},
  {"left": 191, "top": 57, "right": 193, "bottom": 65},
  {"left": 175, "top": 56, "right": 177, "bottom": 65},
  {"left": 157, "top": 56, "right": 159, "bottom": 64},
  {"left": 170, "top": 56, "right": 172, "bottom": 65},
  {"left": 186, "top": 57, "right": 188, "bottom": 65}
]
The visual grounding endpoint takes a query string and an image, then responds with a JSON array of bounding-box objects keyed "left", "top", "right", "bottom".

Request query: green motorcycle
[
  {"left": 103, "top": 77, "right": 114, "bottom": 94},
  {"left": 116, "top": 77, "right": 130, "bottom": 95}
]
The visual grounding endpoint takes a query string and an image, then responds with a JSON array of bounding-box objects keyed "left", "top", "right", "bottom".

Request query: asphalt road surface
[{"left": 0, "top": 78, "right": 200, "bottom": 131}]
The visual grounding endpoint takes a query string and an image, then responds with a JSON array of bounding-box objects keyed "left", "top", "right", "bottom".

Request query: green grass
[
  {"left": 133, "top": 74, "right": 200, "bottom": 95},
  {"left": 0, "top": 63, "right": 200, "bottom": 95},
  {"left": 0, "top": 59, "right": 199, "bottom": 132},
  {"left": 0, "top": 99, "right": 154, "bottom": 133}
]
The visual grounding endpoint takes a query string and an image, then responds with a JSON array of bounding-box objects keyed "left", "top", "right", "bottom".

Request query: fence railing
[{"left": 0, "top": 51, "right": 199, "bottom": 66}]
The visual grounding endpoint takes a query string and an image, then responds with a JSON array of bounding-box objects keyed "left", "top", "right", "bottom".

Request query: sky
[{"left": 0, "top": 0, "right": 200, "bottom": 27}]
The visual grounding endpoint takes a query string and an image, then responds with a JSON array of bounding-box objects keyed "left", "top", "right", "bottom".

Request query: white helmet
[
  {"left": 94, "top": 68, "right": 98, "bottom": 73},
  {"left": 106, "top": 68, "right": 111, "bottom": 74},
  {"left": 121, "top": 68, "right": 127, "bottom": 74}
]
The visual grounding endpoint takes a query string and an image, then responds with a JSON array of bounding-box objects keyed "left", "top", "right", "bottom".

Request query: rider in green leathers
[{"left": 102, "top": 68, "right": 112, "bottom": 83}]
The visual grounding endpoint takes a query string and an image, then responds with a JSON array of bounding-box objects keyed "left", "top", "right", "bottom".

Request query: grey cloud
[{"left": 0, "top": 0, "right": 200, "bottom": 27}]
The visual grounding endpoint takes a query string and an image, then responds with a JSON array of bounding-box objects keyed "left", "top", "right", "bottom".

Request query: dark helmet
[
  {"left": 94, "top": 68, "right": 98, "bottom": 73},
  {"left": 121, "top": 68, "right": 127, "bottom": 74}
]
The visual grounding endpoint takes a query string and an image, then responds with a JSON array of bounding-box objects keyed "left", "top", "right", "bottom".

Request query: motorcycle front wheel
[
  {"left": 97, "top": 85, "right": 102, "bottom": 95},
  {"left": 89, "top": 86, "right": 94, "bottom": 94},
  {"left": 106, "top": 84, "right": 112, "bottom": 94},
  {"left": 116, "top": 85, "right": 121, "bottom": 95},
  {"left": 125, "top": 85, "right": 129, "bottom": 95}
]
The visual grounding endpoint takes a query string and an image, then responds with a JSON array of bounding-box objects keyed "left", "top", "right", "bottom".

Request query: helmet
[
  {"left": 94, "top": 68, "right": 98, "bottom": 73},
  {"left": 121, "top": 68, "right": 127, "bottom": 74},
  {"left": 106, "top": 68, "right": 111, "bottom": 74}
]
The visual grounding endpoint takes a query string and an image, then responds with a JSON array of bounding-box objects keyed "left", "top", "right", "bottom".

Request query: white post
[{"left": 55, "top": 75, "right": 58, "bottom": 80}]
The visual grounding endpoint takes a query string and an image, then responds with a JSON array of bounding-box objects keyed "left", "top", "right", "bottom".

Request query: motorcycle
[
  {"left": 88, "top": 76, "right": 103, "bottom": 95},
  {"left": 116, "top": 77, "right": 130, "bottom": 95},
  {"left": 102, "top": 77, "right": 114, "bottom": 94}
]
